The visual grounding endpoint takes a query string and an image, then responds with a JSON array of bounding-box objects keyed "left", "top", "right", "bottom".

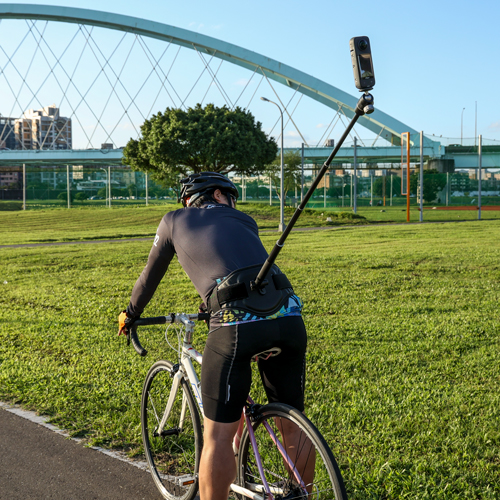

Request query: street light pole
[
  {"left": 261, "top": 97, "right": 285, "bottom": 232},
  {"left": 461, "top": 107, "right": 465, "bottom": 146}
]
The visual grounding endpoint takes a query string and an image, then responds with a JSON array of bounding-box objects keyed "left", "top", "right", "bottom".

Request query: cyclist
[{"left": 119, "top": 172, "right": 309, "bottom": 500}]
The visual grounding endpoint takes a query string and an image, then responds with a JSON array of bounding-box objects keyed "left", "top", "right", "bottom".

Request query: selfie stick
[{"left": 251, "top": 92, "right": 375, "bottom": 291}]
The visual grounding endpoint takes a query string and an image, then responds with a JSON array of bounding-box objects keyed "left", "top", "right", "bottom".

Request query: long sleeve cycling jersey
[{"left": 127, "top": 203, "right": 269, "bottom": 317}]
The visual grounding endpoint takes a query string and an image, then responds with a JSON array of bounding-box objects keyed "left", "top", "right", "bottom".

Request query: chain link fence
[{"left": 1, "top": 164, "right": 499, "bottom": 213}]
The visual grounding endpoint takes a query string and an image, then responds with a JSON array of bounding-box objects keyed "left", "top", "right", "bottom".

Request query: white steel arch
[{"left": 0, "top": 3, "right": 420, "bottom": 146}]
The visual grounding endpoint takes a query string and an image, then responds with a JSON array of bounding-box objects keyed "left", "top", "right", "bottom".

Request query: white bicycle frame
[{"left": 152, "top": 313, "right": 308, "bottom": 500}]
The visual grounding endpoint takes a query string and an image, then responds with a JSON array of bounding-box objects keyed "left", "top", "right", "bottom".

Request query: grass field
[
  {"left": 1, "top": 201, "right": 500, "bottom": 246},
  {"left": 0, "top": 203, "right": 368, "bottom": 246},
  {"left": 0, "top": 215, "right": 499, "bottom": 498}
]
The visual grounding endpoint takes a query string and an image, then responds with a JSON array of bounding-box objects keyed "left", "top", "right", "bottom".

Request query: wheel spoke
[
  {"left": 141, "top": 360, "right": 202, "bottom": 500},
  {"left": 236, "top": 404, "right": 347, "bottom": 500}
]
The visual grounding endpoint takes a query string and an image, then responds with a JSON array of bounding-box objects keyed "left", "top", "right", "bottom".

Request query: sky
[{"left": 1, "top": 0, "right": 499, "bottom": 149}]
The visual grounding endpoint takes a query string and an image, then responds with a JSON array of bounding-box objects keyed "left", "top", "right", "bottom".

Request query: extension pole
[
  {"left": 353, "top": 137, "right": 357, "bottom": 214},
  {"left": 301, "top": 143, "right": 305, "bottom": 203},
  {"left": 252, "top": 92, "right": 374, "bottom": 289}
]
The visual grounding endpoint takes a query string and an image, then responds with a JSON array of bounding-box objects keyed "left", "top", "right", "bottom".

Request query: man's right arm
[{"left": 127, "top": 215, "right": 176, "bottom": 317}]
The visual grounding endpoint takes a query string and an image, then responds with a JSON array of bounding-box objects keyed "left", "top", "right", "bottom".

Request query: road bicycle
[{"left": 128, "top": 313, "right": 348, "bottom": 500}]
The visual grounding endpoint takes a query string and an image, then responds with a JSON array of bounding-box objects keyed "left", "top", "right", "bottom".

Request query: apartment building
[
  {"left": 14, "top": 105, "right": 72, "bottom": 150},
  {"left": 0, "top": 116, "right": 16, "bottom": 149}
]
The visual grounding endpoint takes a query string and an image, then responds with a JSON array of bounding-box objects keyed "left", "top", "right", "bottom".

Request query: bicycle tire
[
  {"left": 141, "top": 360, "right": 203, "bottom": 500},
  {"left": 236, "top": 402, "right": 347, "bottom": 500}
]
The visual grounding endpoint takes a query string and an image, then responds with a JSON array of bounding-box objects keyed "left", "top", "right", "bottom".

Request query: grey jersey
[{"left": 127, "top": 204, "right": 269, "bottom": 317}]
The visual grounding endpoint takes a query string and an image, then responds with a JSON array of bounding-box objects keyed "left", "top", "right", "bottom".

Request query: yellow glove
[{"left": 118, "top": 310, "right": 136, "bottom": 336}]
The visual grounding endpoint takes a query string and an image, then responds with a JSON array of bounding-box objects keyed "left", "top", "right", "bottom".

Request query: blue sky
[{"left": 2, "top": 0, "right": 499, "bottom": 148}]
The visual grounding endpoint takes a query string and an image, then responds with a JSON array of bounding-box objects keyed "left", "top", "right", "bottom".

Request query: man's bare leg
[{"left": 199, "top": 417, "right": 240, "bottom": 500}]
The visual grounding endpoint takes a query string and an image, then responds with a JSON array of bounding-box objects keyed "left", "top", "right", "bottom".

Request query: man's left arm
[{"left": 123, "top": 216, "right": 175, "bottom": 324}]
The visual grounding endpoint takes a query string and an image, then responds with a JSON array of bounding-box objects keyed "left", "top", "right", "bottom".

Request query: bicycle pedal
[
  {"left": 160, "top": 427, "right": 181, "bottom": 437},
  {"left": 153, "top": 427, "right": 181, "bottom": 437}
]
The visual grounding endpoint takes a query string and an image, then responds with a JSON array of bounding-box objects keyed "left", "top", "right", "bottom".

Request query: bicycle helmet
[{"left": 180, "top": 172, "right": 239, "bottom": 207}]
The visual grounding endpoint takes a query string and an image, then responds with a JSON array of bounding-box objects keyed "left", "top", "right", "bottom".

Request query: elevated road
[{"left": 1, "top": 144, "right": 499, "bottom": 168}]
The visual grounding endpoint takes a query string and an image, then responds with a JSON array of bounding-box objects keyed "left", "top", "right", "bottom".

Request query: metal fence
[{"left": 1, "top": 164, "right": 499, "bottom": 213}]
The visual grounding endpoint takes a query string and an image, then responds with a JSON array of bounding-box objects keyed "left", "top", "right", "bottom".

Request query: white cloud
[
  {"left": 489, "top": 121, "right": 500, "bottom": 129},
  {"left": 286, "top": 131, "right": 300, "bottom": 138},
  {"left": 316, "top": 123, "right": 327, "bottom": 128},
  {"left": 234, "top": 78, "right": 252, "bottom": 86}
]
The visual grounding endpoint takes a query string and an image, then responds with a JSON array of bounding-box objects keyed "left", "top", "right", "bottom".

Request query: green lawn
[
  {"left": 0, "top": 203, "right": 367, "bottom": 245},
  {"left": 1, "top": 220, "right": 499, "bottom": 498},
  {"left": 2, "top": 201, "right": 500, "bottom": 246}
]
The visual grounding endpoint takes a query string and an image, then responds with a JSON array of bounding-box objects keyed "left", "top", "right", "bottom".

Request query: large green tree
[{"left": 122, "top": 104, "right": 277, "bottom": 181}]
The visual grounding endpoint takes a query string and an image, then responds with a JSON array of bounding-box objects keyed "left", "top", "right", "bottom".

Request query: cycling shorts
[{"left": 201, "top": 315, "right": 307, "bottom": 423}]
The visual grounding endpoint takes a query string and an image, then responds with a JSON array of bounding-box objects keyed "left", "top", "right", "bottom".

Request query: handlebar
[{"left": 127, "top": 312, "right": 210, "bottom": 357}]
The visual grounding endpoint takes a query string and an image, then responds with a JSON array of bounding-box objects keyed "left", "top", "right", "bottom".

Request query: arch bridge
[{"left": 0, "top": 3, "right": 471, "bottom": 169}]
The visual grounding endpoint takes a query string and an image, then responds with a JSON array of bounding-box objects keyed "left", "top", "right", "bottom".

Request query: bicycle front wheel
[
  {"left": 236, "top": 402, "right": 347, "bottom": 500},
  {"left": 141, "top": 360, "right": 203, "bottom": 500}
]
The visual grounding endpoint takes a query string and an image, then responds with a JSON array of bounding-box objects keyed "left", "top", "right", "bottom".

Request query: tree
[
  {"left": 57, "top": 191, "right": 74, "bottom": 202},
  {"left": 122, "top": 104, "right": 277, "bottom": 182},
  {"left": 373, "top": 175, "right": 402, "bottom": 198},
  {"left": 265, "top": 151, "right": 302, "bottom": 203},
  {"left": 410, "top": 169, "right": 447, "bottom": 202},
  {"left": 74, "top": 192, "right": 89, "bottom": 201},
  {"left": 126, "top": 183, "right": 137, "bottom": 198}
]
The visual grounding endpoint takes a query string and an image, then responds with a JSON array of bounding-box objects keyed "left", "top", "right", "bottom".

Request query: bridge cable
[
  {"left": 315, "top": 109, "right": 343, "bottom": 148},
  {"left": 7, "top": 21, "right": 50, "bottom": 149},
  {"left": 80, "top": 24, "right": 145, "bottom": 145},
  {"left": 195, "top": 47, "right": 233, "bottom": 108},
  {"left": 260, "top": 69, "right": 309, "bottom": 147},
  {"left": 90, "top": 32, "right": 137, "bottom": 147},
  {"left": 136, "top": 38, "right": 184, "bottom": 112},
  {"left": 0, "top": 21, "right": 36, "bottom": 145},
  {"left": 245, "top": 73, "right": 265, "bottom": 110},
  {"left": 27, "top": 21, "right": 89, "bottom": 149},
  {"left": 33, "top": 23, "right": 114, "bottom": 149},
  {"left": 200, "top": 59, "right": 224, "bottom": 106},
  {"left": 105, "top": 35, "right": 180, "bottom": 143},
  {"left": 233, "top": 65, "right": 259, "bottom": 108},
  {"left": 180, "top": 51, "right": 212, "bottom": 109},
  {"left": 371, "top": 126, "right": 386, "bottom": 147}
]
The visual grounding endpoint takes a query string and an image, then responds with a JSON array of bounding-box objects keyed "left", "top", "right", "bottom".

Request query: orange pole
[{"left": 406, "top": 139, "right": 410, "bottom": 222}]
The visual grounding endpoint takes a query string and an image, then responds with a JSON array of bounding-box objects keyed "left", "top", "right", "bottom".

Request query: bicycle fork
[{"left": 154, "top": 370, "right": 186, "bottom": 436}]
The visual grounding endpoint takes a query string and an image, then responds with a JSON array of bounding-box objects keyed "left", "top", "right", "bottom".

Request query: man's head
[{"left": 180, "top": 172, "right": 239, "bottom": 208}]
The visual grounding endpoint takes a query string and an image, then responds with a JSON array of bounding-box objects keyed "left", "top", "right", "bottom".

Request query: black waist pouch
[{"left": 208, "top": 263, "right": 294, "bottom": 317}]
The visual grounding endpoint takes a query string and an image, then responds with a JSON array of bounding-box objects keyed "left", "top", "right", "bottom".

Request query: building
[
  {"left": 14, "top": 105, "right": 72, "bottom": 150},
  {"left": 0, "top": 167, "right": 21, "bottom": 187},
  {"left": 0, "top": 116, "right": 16, "bottom": 149}
]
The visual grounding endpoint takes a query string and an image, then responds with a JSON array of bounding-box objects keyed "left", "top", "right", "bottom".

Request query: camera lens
[{"left": 358, "top": 39, "right": 368, "bottom": 51}]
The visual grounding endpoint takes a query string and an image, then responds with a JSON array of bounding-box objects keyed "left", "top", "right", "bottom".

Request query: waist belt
[{"left": 208, "top": 263, "right": 294, "bottom": 317}]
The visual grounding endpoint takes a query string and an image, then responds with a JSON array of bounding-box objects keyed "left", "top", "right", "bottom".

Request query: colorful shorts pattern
[{"left": 211, "top": 294, "right": 303, "bottom": 326}]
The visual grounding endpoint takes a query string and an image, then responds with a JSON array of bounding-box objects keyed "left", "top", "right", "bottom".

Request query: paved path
[{"left": 0, "top": 406, "right": 162, "bottom": 499}]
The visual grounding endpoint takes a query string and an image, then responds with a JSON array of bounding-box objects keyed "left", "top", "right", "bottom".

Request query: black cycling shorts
[{"left": 201, "top": 315, "right": 307, "bottom": 423}]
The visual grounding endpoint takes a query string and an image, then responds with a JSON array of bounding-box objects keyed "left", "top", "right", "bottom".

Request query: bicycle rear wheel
[
  {"left": 236, "top": 402, "right": 347, "bottom": 500},
  {"left": 141, "top": 360, "right": 203, "bottom": 500}
]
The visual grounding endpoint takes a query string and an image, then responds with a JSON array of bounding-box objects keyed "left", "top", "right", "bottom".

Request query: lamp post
[
  {"left": 261, "top": 97, "right": 285, "bottom": 232},
  {"left": 461, "top": 107, "right": 465, "bottom": 146}
]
